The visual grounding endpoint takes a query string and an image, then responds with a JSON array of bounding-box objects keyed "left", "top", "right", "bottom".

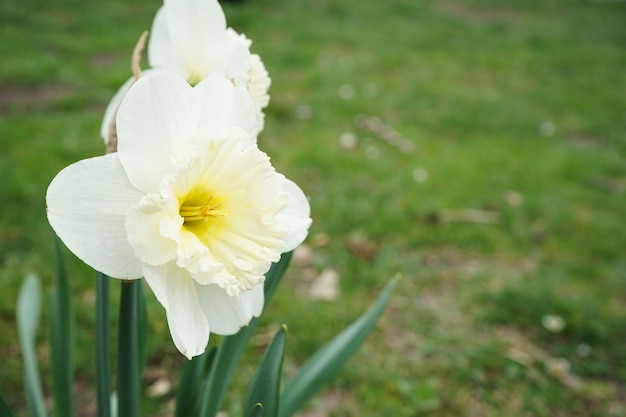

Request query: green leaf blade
[
  {"left": 247, "top": 403, "right": 264, "bottom": 417},
  {"left": 17, "top": 274, "right": 48, "bottom": 417},
  {"left": 263, "top": 251, "right": 292, "bottom": 305},
  {"left": 279, "top": 277, "right": 398, "bottom": 417},
  {"left": 175, "top": 348, "right": 214, "bottom": 417},
  {"left": 244, "top": 326, "right": 287, "bottom": 417},
  {"left": 0, "top": 393, "right": 15, "bottom": 417},
  {"left": 199, "top": 252, "right": 292, "bottom": 417}
]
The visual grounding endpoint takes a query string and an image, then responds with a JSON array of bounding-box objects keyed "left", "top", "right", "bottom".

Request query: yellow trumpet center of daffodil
[{"left": 179, "top": 193, "right": 227, "bottom": 224}]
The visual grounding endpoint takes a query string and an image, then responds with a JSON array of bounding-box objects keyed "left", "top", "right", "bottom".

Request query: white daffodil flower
[
  {"left": 101, "top": 0, "right": 271, "bottom": 143},
  {"left": 48, "top": 72, "right": 311, "bottom": 359}
]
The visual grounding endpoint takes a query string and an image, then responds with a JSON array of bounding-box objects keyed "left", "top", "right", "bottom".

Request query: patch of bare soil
[
  {"left": 0, "top": 83, "right": 74, "bottom": 112},
  {"left": 437, "top": 0, "right": 524, "bottom": 24},
  {"left": 297, "top": 390, "right": 350, "bottom": 417}
]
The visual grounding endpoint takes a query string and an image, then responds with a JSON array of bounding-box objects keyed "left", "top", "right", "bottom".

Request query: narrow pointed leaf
[
  {"left": 244, "top": 326, "right": 287, "bottom": 417},
  {"left": 279, "top": 277, "right": 398, "bottom": 417},
  {"left": 95, "top": 271, "right": 111, "bottom": 417},
  {"left": 199, "top": 252, "right": 292, "bottom": 417},
  {"left": 17, "top": 274, "right": 48, "bottom": 417},
  {"left": 263, "top": 251, "right": 292, "bottom": 305},
  {"left": 49, "top": 237, "right": 74, "bottom": 417},
  {"left": 247, "top": 404, "right": 263, "bottom": 417},
  {"left": 199, "top": 324, "right": 256, "bottom": 417},
  {"left": 0, "top": 393, "right": 14, "bottom": 417},
  {"left": 117, "top": 280, "right": 139, "bottom": 417},
  {"left": 175, "top": 347, "right": 216, "bottom": 417}
]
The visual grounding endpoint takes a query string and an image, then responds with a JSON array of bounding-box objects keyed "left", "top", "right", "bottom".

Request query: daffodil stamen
[{"left": 180, "top": 197, "right": 226, "bottom": 223}]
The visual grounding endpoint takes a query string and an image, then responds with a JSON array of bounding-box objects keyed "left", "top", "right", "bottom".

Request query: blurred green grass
[{"left": 1, "top": 0, "right": 625, "bottom": 415}]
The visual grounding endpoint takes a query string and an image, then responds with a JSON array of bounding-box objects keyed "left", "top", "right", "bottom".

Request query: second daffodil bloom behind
[
  {"left": 47, "top": 72, "right": 311, "bottom": 359},
  {"left": 101, "top": 0, "right": 271, "bottom": 143}
]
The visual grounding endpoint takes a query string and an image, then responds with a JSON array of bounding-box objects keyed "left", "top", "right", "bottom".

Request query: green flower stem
[
  {"left": 117, "top": 280, "right": 139, "bottom": 417},
  {"left": 95, "top": 272, "right": 111, "bottom": 417},
  {"left": 50, "top": 237, "right": 73, "bottom": 417}
]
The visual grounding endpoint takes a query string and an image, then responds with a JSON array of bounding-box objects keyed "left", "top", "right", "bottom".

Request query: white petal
[
  {"left": 248, "top": 53, "right": 271, "bottom": 133},
  {"left": 277, "top": 179, "right": 312, "bottom": 252},
  {"left": 195, "top": 74, "right": 257, "bottom": 145},
  {"left": 100, "top": 69, "right": 163, "bottom": 145},
  {"left": 126, "top": 194, "right": 180, "bottom": 266},
  {"left": 147, "top": 7, "right": 176, "bottom": 71},
  {"left": 46, "top": 154, "right": 144, "bottom": 279},
  {"left": 144, "top": 262, "right": 210, "bottom": 359},
  {"left": 226, "top": 27, "right": 252, "bottom": 49},
  {"left": 219, "top": 40, "right": 251, "bottom": 87},
  {"left": 176, "top": 229, "right": 226, "bottom": 281},
  {"left": 100, "top": 75, "right": 134, "bottom": 144},
  {"left": 116, "top": 72, "right": 200, "bottom": 193},
  {"left": 194, "top": 282, "right": 263, "bottom": 335},
  {"left": 248, "top": 54, "right": 271, "bottom": 109},
  {"left": 162, "top": 0, "right": 227, "bottom": 78}
]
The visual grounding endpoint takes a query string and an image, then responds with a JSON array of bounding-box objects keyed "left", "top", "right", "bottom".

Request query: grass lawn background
[{"left": 1, "top": 0, "right": 625, "bottom": 415}]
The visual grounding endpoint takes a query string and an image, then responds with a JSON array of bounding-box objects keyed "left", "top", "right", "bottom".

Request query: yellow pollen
[{"left": 180, "top": 197, "right": 227, "bottom": 223}]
